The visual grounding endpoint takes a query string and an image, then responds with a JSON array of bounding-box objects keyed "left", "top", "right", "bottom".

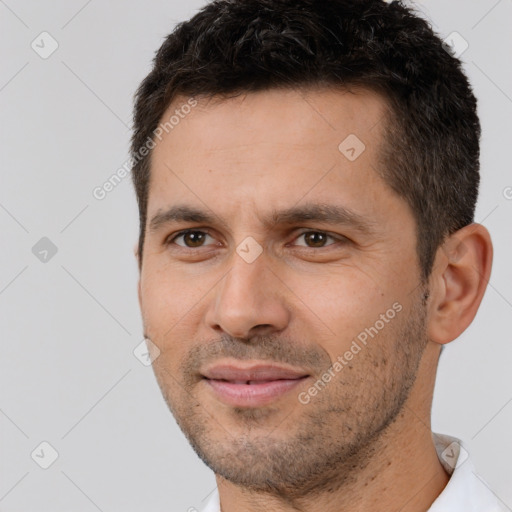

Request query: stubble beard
[{"left": 151, "top": 291, "right": 429, "bottom": 500}]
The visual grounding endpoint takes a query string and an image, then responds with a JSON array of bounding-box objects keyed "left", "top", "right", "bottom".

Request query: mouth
[{"left": 200, "top": 361, "right": 310, "bottom": 407}]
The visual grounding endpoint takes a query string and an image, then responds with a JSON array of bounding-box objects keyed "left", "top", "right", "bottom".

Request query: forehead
[
  {"left": 155, "top": 86, "right": 388, "bottom": 153},
  {"left": 146, "top": 86, "right": 401, "bottom": 231}
]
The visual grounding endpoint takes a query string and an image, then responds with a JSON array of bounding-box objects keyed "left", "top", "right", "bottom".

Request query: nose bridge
[
  {"left": 206, "top": 245, "right": 289, "bottom": 338},
  {"left": 223, "top": 252, "right": 264, "bottom": 307}
]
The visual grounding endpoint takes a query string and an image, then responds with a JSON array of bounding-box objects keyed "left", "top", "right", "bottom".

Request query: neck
[{"left": 215, "top": 342, "right": 450, "bottom": 512}]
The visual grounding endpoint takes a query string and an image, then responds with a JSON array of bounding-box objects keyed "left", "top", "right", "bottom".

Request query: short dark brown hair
[{"left": 131, "top": 0, "right": 480, "bottom": 280}]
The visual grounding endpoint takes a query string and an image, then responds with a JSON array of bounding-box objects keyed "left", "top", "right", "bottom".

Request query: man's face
[{"left": 138, "top": 87, "right": 430, "bottom": 495}]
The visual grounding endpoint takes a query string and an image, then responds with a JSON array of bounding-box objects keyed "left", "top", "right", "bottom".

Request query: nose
[{"left": 205, "top": 247, "right": 290, "bottom": 340}]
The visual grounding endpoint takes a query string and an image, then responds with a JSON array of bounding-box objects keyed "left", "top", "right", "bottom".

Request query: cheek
[
  {"left": 287, "top": 266, "right": 405, "bottom": 358},
  {"left": 140, "top": 274, "right": 174, "bottom": 325},
  {"left": 139, "top": 261, "right": 214, "bottom": 349},
  {"left": 139, "top": 264, "right": 192, "bottom": 337}
]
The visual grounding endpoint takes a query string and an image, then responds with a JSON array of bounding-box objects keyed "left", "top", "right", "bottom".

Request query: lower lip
[{"left": 204, "top": 377, "right": 309, "bottom": 407}]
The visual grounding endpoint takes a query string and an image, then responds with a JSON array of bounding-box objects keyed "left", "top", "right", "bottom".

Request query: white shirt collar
[
  {"left": 428, "top": 432, "right": 506, "bottom": 511},
  {"left": 199, "top": 432, "right": 506, "bottom": 512}
]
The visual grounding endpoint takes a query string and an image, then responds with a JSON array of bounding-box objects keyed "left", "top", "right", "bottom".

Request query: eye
[
  {"left": 292, "top": 230, "right": 341, "bottom": 248},
  {"left": 168, "top": 229, "right": 216, "bottom": 248},
  {"left": 166, "top": 229, "right": 346, "bottom": 251}
]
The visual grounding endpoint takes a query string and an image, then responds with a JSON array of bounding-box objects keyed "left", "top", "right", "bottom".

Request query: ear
[
  {"left": 138, "top": 278, "right": 142, "bottom": 311},
  {"left": 134, "top": 241, "right": 142, "bottom": 269},
  {"left": 134, "top": 242, "right": 142, "bottom": 309},
  {"left": 427, "top": 223, "right": 493, "bottom": 345}
]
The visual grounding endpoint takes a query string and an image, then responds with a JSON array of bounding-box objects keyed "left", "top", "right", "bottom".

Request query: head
[
  {"left": 132, "top": 0, "right": 481, "bottom": 281},
  {"left": 132, "top": 0, "right": 492, "bottom": 499}
]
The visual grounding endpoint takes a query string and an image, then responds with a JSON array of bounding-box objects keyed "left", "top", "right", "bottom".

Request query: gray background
[{"left": 0, "top": 1, "right": 511, "bottom": 510}]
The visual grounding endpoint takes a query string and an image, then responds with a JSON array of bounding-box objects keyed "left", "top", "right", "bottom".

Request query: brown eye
[
  {"left": 294, "top": 231, "right": 337, "bottom": 248},
  {"left": 304, "top": 232, "right": 328, "bottom": 247},
  {"left": 171, "top": 230, "right": 213, "bottom": 248}
]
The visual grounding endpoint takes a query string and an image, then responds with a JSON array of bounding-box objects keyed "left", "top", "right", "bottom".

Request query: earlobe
[{"left": 427, "top": 223, "right": 493, "bottom": 345}]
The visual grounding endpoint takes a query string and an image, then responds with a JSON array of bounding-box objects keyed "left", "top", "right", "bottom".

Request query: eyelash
[{"left": 166, "top": 229, "right": 345, "bottom": 250}]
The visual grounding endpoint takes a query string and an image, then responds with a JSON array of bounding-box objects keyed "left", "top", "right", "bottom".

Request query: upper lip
[{"left": 201, "top": 361, "right": 309, "bottom": 381}]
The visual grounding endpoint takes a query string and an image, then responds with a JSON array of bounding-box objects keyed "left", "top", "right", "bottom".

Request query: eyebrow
[{"left": 148, "top": 203, "right": 377, "bottom": 235}]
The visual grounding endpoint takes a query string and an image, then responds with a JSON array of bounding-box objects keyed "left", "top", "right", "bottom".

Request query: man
[{"left": 131, "top": 0, "right": 503, "bottom": 510}]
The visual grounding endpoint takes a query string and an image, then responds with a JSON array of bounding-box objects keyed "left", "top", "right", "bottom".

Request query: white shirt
[{"left": 199, "top": 433, "right": 507, "bottom": 511}]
